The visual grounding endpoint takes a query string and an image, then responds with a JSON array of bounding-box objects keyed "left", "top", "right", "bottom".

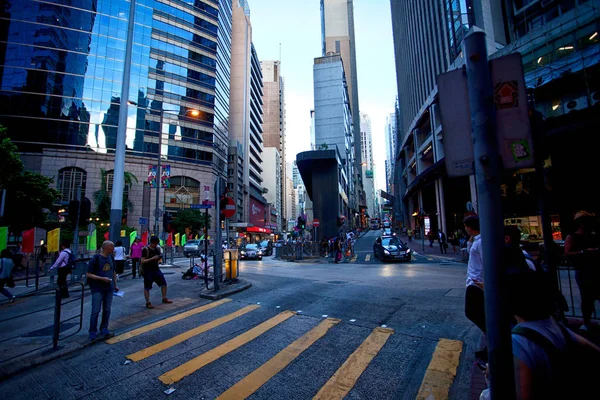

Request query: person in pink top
[{"left": 130, "top": 237, "right": 144, "bottom": 279}]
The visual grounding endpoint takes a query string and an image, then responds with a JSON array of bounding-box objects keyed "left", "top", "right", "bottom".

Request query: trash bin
[{"left": 223, "top": 249, "right": 239, "bottom": 280}]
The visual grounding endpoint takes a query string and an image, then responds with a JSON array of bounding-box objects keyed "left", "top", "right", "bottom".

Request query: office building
[
  {"left": 262, "top": 147, "right": 281, "bottom": 231},
  {"left": 384, "top": 113, "right": 396, "bottom": 194},
  {"left": 360, "top": 113, "right": 375, "bottom": 220}
]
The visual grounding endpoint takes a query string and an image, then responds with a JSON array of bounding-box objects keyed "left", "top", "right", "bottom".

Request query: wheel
[{"left": 258, "top": 257, "right": 262, "bottom": 260}]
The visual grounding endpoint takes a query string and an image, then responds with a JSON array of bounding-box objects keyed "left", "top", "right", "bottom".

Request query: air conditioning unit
[
  {"left": 591, "top": 92, "right": 600, "bottom": 107},
  {"left": 563, "top": 95, "right": 589, "bottom": 113}
]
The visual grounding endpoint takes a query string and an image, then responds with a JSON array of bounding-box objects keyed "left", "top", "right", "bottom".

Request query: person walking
[
  {"left": 113, "top": 240, "right": 127, "bottom": 279},
  {"left": 130, "top": 237, "right": 144, "bottom": 279},
  {"left": 86, "top": 241, "right": 119, "bottom": 340},
  {"left": 438, "top": 230, "right": 448, "bottom": 254},
  {"left": 141, "top": 236, "right": 172, "bottom": 309},
  {"left": 38, "top": 242, "right": 48, "bottom": 272},
  {"left": 447, "top": 232, "right": 458, "bottom": 254},
  {"left": 407, "top": 228, "right": 413, "bottom": 242},
  {"left": 334, "top": 237, "right": 342, "bottom": 263},
  {"left": 427, "top": 230, "right": 435, "bottom": 247},
  {"left": 50, "top": 240, "right": 75, "bottom": 298},
  {"left": 0, "top": 249, "right": 16, "bottom": 302},
  {"left": 564, "top": 210, "right": 599, "bottom": 332}
]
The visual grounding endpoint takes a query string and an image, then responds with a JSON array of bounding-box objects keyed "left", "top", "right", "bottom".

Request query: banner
[
  {"left": 166, "top": 233, "right": 173, "bottom": 246},
  {"left": 22, "top": 228, "right": 35, "bottom": 253},
  {"left": 120, "top": 230, "right": 126, "bottom": 238},
  {"left": 87, "top": 229, "right": 97, "bottom": 251},
  {"left": 174, "top": 233, "right": 180, "bottom": 246},
  {"left": 130, "top": 230, "right": 137, "bottom": 246},
  {"left": 104, "top": 231, "right": 109, "bottom": 241},
  {"left": 161, "top": 165, "right": 171, "bottom": 188},
  {"left": 48, "top": 228, "right": 60, "bottom": 252},
  {"left": 181, "top": 234, "right": 186, "bottom": 246},
  {"left": 141, "top": 231, "right": 148, "bottom": 245},
  {"left": 148, "top": 165, "right": 157, "bottom": 188},
  {"left": 0, "top": 227, "right": 7, "bottom": 252}
]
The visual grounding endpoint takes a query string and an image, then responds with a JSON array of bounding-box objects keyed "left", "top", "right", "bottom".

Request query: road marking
[
  {"left": 158, "top": 310, "right": 295, "bottom": 385},
  {"left": 416, "top": 339, "right": 463, "bottom": 400},
  {"left": 365, "top": 254, "right": 371, "bottom": 262},
  {"left": 126, "top": 305, "right": 260, "bottom": 362},
  {"left": 314, "top": 327, "right": 394, "bottom": 400},
  {"left": 106, "top": 298, "right": 232, "bottom": 344},
  {"left": 216, "top": 318, "right": 341, "bottom": 400}
]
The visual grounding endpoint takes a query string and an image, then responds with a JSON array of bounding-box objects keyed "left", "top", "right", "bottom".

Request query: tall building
[
  {"left": 0, "top": 0, "right": 232, "bottom": 237},
  {"left": 260, "top": 60, "right": 286, "bottom": 232},
  {"left": 261, "top": 147, "right": 281, "bottom": 231},
  {"left": 384, "top": 113, "right": 396, "bottom": 193},
  {"left": 320, "top": 0, "right": 366, "bottom": 218},
  {"left": 360, "top": 113, "right": 375, "bottom": 219},
  {"left": 229, "top": 0, "right": 268, "bottom": 237},
  {"left": 391, "top": 0, "right": 600, "bottom": 238}
]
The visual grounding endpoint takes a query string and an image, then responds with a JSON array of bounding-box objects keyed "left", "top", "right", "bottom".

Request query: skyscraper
[
  {"left": 384, "top": 113, "right": 396, "bottom": 193},
  {"left": 360, "top": 113, "right": 375, "bottom": 219}
]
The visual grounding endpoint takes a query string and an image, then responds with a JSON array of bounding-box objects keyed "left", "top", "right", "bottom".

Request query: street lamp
[{"left": 128, "top": 102, "right": 201, "bottom": 237}]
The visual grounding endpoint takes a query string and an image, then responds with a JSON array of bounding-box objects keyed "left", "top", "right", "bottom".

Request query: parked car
[
  {"left": 260, "top": 240, "right": 273, "bottom": 256},
  {"left": 183, "top": 240, "right": 202, "bottom": 257},
  {"left": 240, "top": 243, "right": 263, "bottom": 260},
  {"left": 373, "top": 236, "right": 411, "bottom": 262}
]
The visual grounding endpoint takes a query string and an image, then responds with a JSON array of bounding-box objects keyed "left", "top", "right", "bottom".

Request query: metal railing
[
  {"left": 556, "top": 258, "right": 599, "bottom": 321},
  {"left": 277, "top": 242, "right": 322, "bottom": 260}
]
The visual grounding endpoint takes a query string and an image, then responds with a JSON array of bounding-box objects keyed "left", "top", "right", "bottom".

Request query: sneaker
[
  {"left": 101, "top": 328, "right": 111, "bottom": 336},
  {"left": 9, "top": 296, "right": 16, "bottom": 303},
  {"left": 89, "top": 332, "right": 97, "bottom": 341},
  {"left": 146, "top": 302, "right": 155, "bottom": 309},
  {"left": 162, "top": 298, "right": 173, "bottom": 304},
  {"left": 579, "top": 324, "right": 590, "bottom": 332}
]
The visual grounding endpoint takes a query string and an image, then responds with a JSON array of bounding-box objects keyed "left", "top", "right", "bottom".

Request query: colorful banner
[
  {"left": 120, "top": 230, "right": 126, "bottom": 238},
  {"left": 48, "top": 228, "right": 60, "bottom": 252},
  {"left": 141, "top": 231, "right": 148, "bottom": 245},
  {"left": 22, "top": 228, "right": 35, "bottom": 253},
  {"left": 87, "top": 229, "right": 97, "bottom": 251},
  {"left": 181, "top": 233, "right": 186, "bottom": 246},
  {"left": 130, "top": 230, "right": 137, "bottom": 246},
  {"left": 0, "top": 227, "right": 8, "bottom": 252},
  {"left": 161, "top": 164, "right": 171, "bottom": 188},
  {"left": 104, "top": 231, "right": 109, "bottom": 241},
  {"left": 148, "top": 165, "right": 157, "bottom": 188},
  {"left": 174, "top": 233, "right": 180, "bottom": 246},
  {"left": 166, "top": 233, "right": 173, "bottom": 246}
]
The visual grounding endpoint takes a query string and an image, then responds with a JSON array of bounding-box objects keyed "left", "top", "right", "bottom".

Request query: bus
[{"left": 370, "top": 218, "right": 381, "bottom": 230}]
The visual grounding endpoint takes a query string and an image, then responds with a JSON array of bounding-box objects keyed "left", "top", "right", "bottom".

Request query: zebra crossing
[{"left": 104, "top": 298, "right": 463, "bottom": 399}]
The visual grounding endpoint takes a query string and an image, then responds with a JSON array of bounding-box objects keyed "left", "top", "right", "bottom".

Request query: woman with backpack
[{"left": 50, "top": 239, "right": 75, "bottom": 298}]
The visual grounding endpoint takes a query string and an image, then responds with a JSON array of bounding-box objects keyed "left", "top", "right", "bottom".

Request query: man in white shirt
[{"left": 464, "top": 215, "right": 486, "bottom": 361}]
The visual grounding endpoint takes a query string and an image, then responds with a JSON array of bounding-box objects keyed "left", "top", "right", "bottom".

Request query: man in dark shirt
[
  {"left": 86, "top": 240, "right": 119, "bottom": 340},
  {"left": 141, "top": 236, "right": 172, "bottom": 309}
]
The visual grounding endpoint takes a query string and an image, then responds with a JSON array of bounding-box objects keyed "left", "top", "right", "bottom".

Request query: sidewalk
[{"left": 401, "top": 234, "right": 466, "bottom": 263}]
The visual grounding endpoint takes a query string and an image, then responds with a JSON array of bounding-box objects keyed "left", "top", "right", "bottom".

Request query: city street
[{"left": 0, "top": 232, "right": 481, "bottom": 400}]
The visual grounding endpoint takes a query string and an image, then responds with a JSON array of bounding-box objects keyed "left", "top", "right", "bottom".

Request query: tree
[
  {"left": 93, "top": 169, "right": 138, "bottom": 221},
  {"left": 0, "top": 125, "right": 60, "bottom": 232},
  {"left": 170, "top": 209, "right": 211, "bottom": 235}
]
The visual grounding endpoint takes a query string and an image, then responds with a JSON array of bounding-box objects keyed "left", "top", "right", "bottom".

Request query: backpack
[{"left": 64, "top": 249, "right": 76, "bottom": 271}]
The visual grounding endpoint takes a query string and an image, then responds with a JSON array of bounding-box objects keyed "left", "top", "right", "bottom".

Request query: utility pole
[
  {"left": 464, "top": 28, "right": 515, "bottom": 400},
  {"left": 154, "top": 111, "right": 164, "bottom": 237},
  {"left": 109, "top": 0, "right": 136, "bottom": 241}
]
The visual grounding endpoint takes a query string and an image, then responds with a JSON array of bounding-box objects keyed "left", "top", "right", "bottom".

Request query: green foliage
[
  {"left": 170, "top": 209, "right": 211, "bottom": 234},
  {"left": 93, "top": 169, "right": 138, "bottom": 221}
]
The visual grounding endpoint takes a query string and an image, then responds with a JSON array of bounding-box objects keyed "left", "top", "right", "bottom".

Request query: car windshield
[
  {"left": 185, "top": 240, "right": 199, "bottom": 246},
  {"left": 260, "top": 241, "right": 268, "bottom": 247},
  {"left": 382, "top": 237, "right": 401, "bottom": 247},
  {"left": 246, "top": 244, "right": 259, "bottom": 250}
]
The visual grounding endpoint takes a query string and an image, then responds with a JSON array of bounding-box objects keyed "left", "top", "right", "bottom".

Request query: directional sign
[
  {"left": 220, "top": 196, "right": 235, "bottom": 218},
  {"left": 312, "top": 219, "right": 320, "bottom": 227},
  {"left": 139, "top": 217, "right": 148, "bottom": 226},
  {"left": 191, "top": 204, "right": 211, "bottom": 209}
]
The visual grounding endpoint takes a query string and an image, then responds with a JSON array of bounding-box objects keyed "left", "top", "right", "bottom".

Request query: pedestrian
[
  {"left": 38, "top": 242, "right": 48, "bottom": 272},
  {"left": 50, "top": 240, "right": 75, "bottom": 298},
  {"left": 141, "top": 236, "right": 172, "bottom": 309},
  {"left": 11, "top": 242, "right": 24, "bottom": 271},
  {"left": 427, "top": 230, "right": 435, "bottom": 247},
  {"left": 130, "top": 237, "right": 144, "bottom": 279},
  {"left": 563, "top": 210, "right": 600, "bottom": 332},
  {"left": 0, "top": 249, "right": 16, "bottom": 302},
  {"left": 438, "top": 230, "right": 448, "bottom": 254},
  {"left": 334, "top": 237, "right": 342, "bottom": 263},
  {"left": 113, "top": 240, "right": 127, "bottom": 279},
  {"left": 86, "top": 240, "right": 119, "bottom": 340},
  {"left": 407, "top": 228, "right": 413, "bottom": 242},
  {"left": 447, "top": 232, "right": 458, "bottom": 254},
  {"left": 463, "top": 215, "right": 486, "bottom": 361}
]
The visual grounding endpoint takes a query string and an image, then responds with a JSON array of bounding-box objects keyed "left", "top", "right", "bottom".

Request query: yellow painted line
[
  {"left": 416, "top": 339, "right": 463, "bottom": 400},
  {"left": 158, "top": 310, "right": 296, "bottom": 385},
  {"left": 314, "top": 327, "right": 394, "bottom": 400},
  {"left": 217, "top": 318, "right": 341, "bottom": 400},
  {"left": 106, "top": 298, "right": 232, "bottom": 344},
  {"left": 127, "top": 305, "right": 260, "bottom": 362},
  {"left": 365, "top": 254, "right": 371, "bottom": 262}
]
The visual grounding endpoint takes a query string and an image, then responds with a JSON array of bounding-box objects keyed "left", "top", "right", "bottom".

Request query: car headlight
[
  {"left": 406, "top": 249, "right": 411, "bottom": 253},
  {"left": 257, "top": 250, "right": 263, "bottom": 255},
  {"left": 241, "top": 251, "right": 246, "bottom": 255},
  {"left": 384, "top": 249, "right": 390, "bottom": 255}
]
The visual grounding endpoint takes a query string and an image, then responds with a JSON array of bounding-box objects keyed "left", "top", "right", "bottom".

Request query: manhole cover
[
  {"left": 22, "top": 322, "right": 78, "bottom": 337},
  {"left": 326, "top": 281, "right": 347, "bottom": 284}
]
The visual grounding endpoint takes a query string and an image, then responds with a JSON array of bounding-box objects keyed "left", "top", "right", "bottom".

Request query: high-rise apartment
[
  {"left": 360, "top": 113, "right": 375, "bottom": 219},
  {"left": 0, "top": 0, "right": 232, "bottom": 237},
  {"left": 384, "top": 113, "right": 396, "bottom": 194}
]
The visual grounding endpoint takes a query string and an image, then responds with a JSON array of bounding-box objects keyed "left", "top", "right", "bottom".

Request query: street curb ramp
[{"left": 199, "top": 278, "right": 252, "bottom": 300}]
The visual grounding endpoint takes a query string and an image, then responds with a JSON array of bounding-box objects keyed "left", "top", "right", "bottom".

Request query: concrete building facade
[
  {"left": 360, "top": 113, "right": 376, "bottom": 219},
  {"left": 262, "top": 147, "right": 282, "bottom": 231}
]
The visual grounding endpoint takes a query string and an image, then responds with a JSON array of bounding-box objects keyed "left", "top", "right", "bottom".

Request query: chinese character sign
[
  {"left": 161, "top": 165, "right": 171, "bottom": 188},
  {"left": 148, "top": 165, "right": 157, "bottom": 188}
]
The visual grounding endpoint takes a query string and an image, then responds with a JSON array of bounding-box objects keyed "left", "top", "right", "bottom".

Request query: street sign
[
  {"left": 139, "top": 217, "right": 148, "bottom": 226},
  {"left": 191, "top": 204, "right": 211, "bottom": 209},
  {"left": 312, "top": 219, "right": 320, "bottom": 227},
  {"left": 494, "top": 81, "right": 519, "bottom": 109},
  {"left": 221, "top": 196, "right": 235, "bottom": 218},
  {"left": 202, "top": 200, "right": 216, "bottom": 206},
  {"left": 154, "top": 207, "right": 163, "bottom": 218}
]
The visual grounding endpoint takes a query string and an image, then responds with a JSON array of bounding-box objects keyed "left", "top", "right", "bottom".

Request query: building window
[{"left": 58, "top": 167, "right": 87, "bottom": 204}]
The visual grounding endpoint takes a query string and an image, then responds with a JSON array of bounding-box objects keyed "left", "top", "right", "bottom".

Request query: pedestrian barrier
[
  {"left": 278, "top": 242, "right": 321, "bottom": 260},
  {"left": 557, "top": 259, "right": 598, "bottom": 321}
]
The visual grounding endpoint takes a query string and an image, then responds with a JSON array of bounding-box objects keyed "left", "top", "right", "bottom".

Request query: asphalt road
[{"left": 0, "top": 234, "right": 479, "bottom": 400}]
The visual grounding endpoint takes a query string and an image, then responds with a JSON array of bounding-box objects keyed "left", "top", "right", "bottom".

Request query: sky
[{"left": 249, "top": 0, "right": 397, "bottom": 191}]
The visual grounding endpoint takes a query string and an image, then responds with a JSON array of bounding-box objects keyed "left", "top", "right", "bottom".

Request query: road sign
[
  {"left": 494, "top": 81, "right": 519, "bottom": 109},
  {"left": 139, "top": 217, "right": 148, "bottom": 225},
  {"left": 221, "top": 196, "right": 235, "bottom": 218},
  {"left": 202, "top": 200, "right": 216, "bottom": 206},
  {"left": 312, "top": 219, "right": 320, "bottom": 227},
  {"left": 191, "top": 204, "right": 211, "bottom": 209}
]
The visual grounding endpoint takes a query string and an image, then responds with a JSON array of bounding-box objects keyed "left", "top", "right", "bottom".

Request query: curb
[{"left": 199, "top": 279, "right": 252, "bottom": 300}]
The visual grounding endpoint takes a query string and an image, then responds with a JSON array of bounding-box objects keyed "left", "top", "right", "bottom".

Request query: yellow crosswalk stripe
[
  {"left": 416, "top": 339, "right": 463, "bottom": 400},
  {"left": 365, "top": 254, "right": 371, "bottom": 262},
  {"left": 127, "top": 305, "right": 260, "bottom": 362},
  {"left": 313, "top": 327, "right": 394, "bottom": 400},
  {"left": 106, "top": 298, "right": 232, "bottom": 344},
  {"left": 158, "top": 310, "right": 296, "bottom": 385},
  {"left": 216, "top": 318, "right": 341, "bottom": 400}
]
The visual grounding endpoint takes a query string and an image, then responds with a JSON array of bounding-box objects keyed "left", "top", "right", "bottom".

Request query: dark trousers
[
  {"left": 575, "top": 270, "right": 600, "bottom": 325},
  {"left": 131, "top": 258, "right": 140, "bottom": 278},
  {"left": 439, "top": 242, "right": 447, "bottom": 254},
  {"left": 89, "top": 290, "right": 113, "bottom": 333},
  {"left": 115, "top": 260, "right": 125, "bottom": 275},
  {"left": 57, "top": 267, "right": 71, "bottom": 298},
  {"left": 465, "top": 285, "right": 486, "bottom": 334}
]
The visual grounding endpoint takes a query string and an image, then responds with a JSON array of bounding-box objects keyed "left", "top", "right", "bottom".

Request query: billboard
[{"left": 249, "top": 197, "right": 265, "bottom": 228}]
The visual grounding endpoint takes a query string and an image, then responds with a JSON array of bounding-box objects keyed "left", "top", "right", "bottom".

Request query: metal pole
[
  {"left": 464, "top": 28, "right": 515, "bottom": 400},
  {"left": 204, "top": 207, "right": 208, "bottom": 278},
  {"left": 0, "top": 188, "right": 5, "bottom": 217},
  {"left": 214, "top": 178, "right": 222, "bottom": 290},
  {"left": 109, "top": 0, "right": 136, "bottom": 241},
  {"left": 73, "top": 187, "right": 82, "bottom": 257},
  {"left": 52, "top": 289, "right": 62, "bottom": 349},
  {"left": 154, "top": 111, "right": 164, "bottom": 236}
]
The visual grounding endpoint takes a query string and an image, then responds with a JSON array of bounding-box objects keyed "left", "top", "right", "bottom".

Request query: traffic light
[
  {"left": 163, "top": 212, "right": 173, "bottom": 233},
  {"left": 219, "top": 196, "right": 227, "bottom": 221},
  {"left": 297, "top": 216, "right": 305, "bottom": 230}
]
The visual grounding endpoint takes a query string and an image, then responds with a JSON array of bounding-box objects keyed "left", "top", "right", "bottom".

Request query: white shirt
[
  {"left": 114, "top": 246, "right": 126, "bottom": 260},
  {"left": 466, "top": 234, "right": 483, "bottom": 287}
]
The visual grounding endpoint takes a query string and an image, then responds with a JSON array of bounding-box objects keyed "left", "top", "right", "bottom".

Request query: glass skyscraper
[{"left": 0, "top": 0, "right": 232, "bottom": 229}]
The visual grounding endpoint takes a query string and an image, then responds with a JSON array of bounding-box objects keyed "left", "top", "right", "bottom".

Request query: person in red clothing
[{"left": 130, "top": 237, "right": 144, "bottom": 279}]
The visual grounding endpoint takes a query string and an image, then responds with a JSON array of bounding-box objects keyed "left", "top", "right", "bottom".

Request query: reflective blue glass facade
[{"left": 0, "top": 0, "right": 231, "bottom": 168}]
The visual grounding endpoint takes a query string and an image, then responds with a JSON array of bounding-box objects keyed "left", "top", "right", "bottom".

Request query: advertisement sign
[
  {"left": 161, "top": 165, "right": 171, "bottom": 188},
  {"left": 148, "top": 165, "right": 157, "bottom": 188},
  {"left": 249, "top": 197, "right": 265, "bottom": 228}
]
